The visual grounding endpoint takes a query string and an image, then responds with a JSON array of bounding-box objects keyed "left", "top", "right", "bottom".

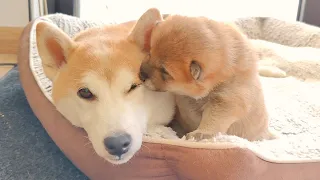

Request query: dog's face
[
  {"left": 36, "top": 20, "right": 152, "bottom": 164},
  {"left": 137, "top": 15, "right": 236, "bottom": 99}
]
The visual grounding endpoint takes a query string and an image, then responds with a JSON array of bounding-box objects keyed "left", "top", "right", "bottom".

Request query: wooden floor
[
  {"left": 0, "top": 54, "right": 17, "bottom": 78},
  {"left": 0, "top": 26, "right": 23, "bottom": 78}
]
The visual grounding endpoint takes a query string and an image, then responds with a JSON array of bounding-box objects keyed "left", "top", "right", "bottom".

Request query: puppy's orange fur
[{"left": 137, "top": 8, "right": 276, "bottom": 141}]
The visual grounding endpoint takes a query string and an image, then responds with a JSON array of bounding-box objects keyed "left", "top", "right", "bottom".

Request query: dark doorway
[
  {"left": 297, "top": 0, "right": 320, "bottom": 27},
  {"left": 47, "top": 0, "right": 75, "bottom": 16}
]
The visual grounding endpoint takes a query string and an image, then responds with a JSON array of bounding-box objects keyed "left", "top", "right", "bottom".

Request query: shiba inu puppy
[
  {"left": 136, "top": 8, "right": 276, "bottom": 141},
  {"left": 35, "top": 16, "right": 175, "bottom": 164}
]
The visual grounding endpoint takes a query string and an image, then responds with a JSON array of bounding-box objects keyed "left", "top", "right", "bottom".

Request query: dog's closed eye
[{"left": 127, "top": 83, "right": 141, "bottom": 93}]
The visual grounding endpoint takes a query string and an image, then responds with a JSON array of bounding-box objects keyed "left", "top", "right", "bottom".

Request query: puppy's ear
[
  {"left": 190, "top": 61, "right": 202, "bottom": 80},
  {"left": 128, "top": 8, "right": 163, "bottom": 52},
  {"left": 36, "top": 21, "right": 76, "bottom": 80}
]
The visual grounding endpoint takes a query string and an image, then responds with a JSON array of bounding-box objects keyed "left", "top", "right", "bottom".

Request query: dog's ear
[
  {"left": 190, "top": 61, "right": 202, "bottom": 80},
  {"left": 128, "top": 8, "right": 163, "bottom": 52},
  {"left": 36, "top": 21, "right": 76, "bottom": 80}
]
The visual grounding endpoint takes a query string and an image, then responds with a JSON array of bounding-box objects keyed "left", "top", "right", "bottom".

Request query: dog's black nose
[
  {"left": 139, "top": 70, "right": 149, "bottom": 82},
  {"left": 104, "top": 133, "right": 132, "bottom": 157}
]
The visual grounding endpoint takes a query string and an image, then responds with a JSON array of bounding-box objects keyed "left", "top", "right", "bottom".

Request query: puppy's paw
[
  {"left": 258, "top": 65, "right": 287, "bottom": 78},
  {"left": 186, "top": 130, "right": 219, "bottom": 141},
  {"left": 264, "top": 129, "right": 280, "bottom": 140}
]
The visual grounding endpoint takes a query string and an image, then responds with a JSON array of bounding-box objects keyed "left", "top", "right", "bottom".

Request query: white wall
[
  {"left": 79, "top": 0, "right": 300, "bottom": 24},
  {"left": 0, "top": 0, "right": 29, "bottom": 27}
]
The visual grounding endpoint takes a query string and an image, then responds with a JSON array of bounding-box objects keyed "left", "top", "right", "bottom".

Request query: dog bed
[{"left": 18, "top": 13, "right": 320, "bottom": 180}]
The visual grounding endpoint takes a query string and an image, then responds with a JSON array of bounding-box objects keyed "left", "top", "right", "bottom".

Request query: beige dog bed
[{"left": 19, "top": 13, "right": 320, "bottom": 179}]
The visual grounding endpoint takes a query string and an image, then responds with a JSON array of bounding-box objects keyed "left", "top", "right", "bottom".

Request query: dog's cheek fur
[{"left": 54, "top": 94, "right": 84, "bottom": 127}]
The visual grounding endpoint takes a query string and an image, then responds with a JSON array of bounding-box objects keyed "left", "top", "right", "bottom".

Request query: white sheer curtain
[
  {"left": 30, "top": 0, "right": 48, "bottom": 20},
  {"left": 78, "top": 0, "right": 300, "bottom": 24}
]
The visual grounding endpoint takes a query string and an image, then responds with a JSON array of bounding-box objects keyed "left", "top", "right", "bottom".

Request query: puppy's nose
[
  {"left": 104, "top": 133, "right": 132, "bottom": 157},
  {"left": 139, "top": 70, "right": 149, "bottom": 82}
]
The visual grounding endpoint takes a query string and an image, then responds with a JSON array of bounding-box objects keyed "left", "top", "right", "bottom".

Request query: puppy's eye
[
  {"left": 160, "top": 67, "right": 169, "bottom": 75},
  {"left": 127, "top": 83, "right": 141, "bottom": 93},
  {"left": 77, "top": 88, "right": 95, "bottom": 100},
  {"left": 160, "top": 67, "right": 172, "bottom": 81},
  {"left": 155, "top": 20, "right": 161, "bottom": 26}
]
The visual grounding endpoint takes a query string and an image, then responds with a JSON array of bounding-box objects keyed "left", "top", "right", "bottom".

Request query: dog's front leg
[
  {"left": 145, "top": 125, "right": 180, "bottom": 139},
  {"left": 185, "top": 102, "right": 238, "bottom": 141}
]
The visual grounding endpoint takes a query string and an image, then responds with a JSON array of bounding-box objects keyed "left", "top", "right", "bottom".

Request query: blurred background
[
  {"left": 2, "top": 0, "right": 319, "bottom": 27},
  {"left": 0, "top": 0, "right": 318, "bottom": 77},
  {"left": 77, "top": 0, "right": 301, "bottom": 23}
]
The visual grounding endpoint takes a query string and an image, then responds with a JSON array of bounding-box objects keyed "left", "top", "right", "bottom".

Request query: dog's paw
[
  {"left": 186, "top": 130, "right": 219, "bottom": 141},
  {"left": 145, "top": 125, "right": 179, "bottom": 139}
]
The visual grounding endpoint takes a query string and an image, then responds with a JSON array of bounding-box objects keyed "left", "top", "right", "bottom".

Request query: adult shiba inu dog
[
  {"left": 136, "top": 8, "right": 276, "bottom": 141},
  {"left": 35, "top": 15, "right": 175, "bottom": 164}
]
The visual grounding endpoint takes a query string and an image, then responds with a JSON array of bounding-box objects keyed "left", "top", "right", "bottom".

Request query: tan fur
[
  {"left": 136, "top": 8, "right": 276, "bottom": 141},
  {"left": 36, "top": 16, "right": 175, "bottom": 164},
  {"left": 37, "top": 21, "right": 141, "bottom": 102}
]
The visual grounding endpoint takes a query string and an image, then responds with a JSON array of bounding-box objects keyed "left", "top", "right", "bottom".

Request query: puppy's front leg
[{"left": 186, "top": 102, "right": 238, "bottom": 141}]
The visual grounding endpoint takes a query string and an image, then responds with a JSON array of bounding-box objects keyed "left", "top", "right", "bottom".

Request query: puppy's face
[{"left": 139, "top": 16, "right": 233, "bottom": 99}]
